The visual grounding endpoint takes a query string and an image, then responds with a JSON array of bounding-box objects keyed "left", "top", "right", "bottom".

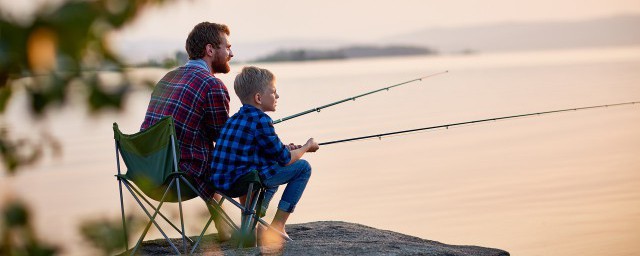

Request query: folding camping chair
[{"left": 113, "top": 116, "right": 290, "bottom": 255}]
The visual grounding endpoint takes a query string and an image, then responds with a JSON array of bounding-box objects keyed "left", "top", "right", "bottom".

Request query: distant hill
[
  {"left": 253, "top": 45, "right": 435, "bottom": 62},
  {"left": 114, "top": 14, "right": 640, "bottom": 63},
  {"left": 388, "top": 14, "right": 640, "bottom": 53}
]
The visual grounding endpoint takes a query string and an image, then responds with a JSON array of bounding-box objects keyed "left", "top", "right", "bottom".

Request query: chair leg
[
  {"left": 208, "top": 198, "right": 239, "bottom": 231},
  {"left": 247, "top": 188, "right": 261, "bottom": 231},
  {"left": 176, "top": 176, "right": 240, "bottom": 254},
  {"left": 133, "top": 219, "right": 154, "bottom": 255},
  {"left": 190, "top": 215, "right": 215, "bottom": 255},
  {"left": 217, "top": 189, "right": 293, "bottom": 245},
  {"left": 238, "top": 183, "right": 255, "bottom": 248},
  {"left": 117, "top": 178, "right": 129, "bottom": 251},
  {"left": 245, "top": 188, "right": 262, "bottom": 246},
  {"left": 211, "top": 195, "right": 240, "bottom": 231},
  {"left": 176, "top": 178, "right": 187, "bottom": 254},
  {"left": 249, "top": 188, "right": 265, "bottom": 233},
  {"left": 178, "top": 176, "right": 239, "bottom": 231},
  {"left": 124, "top": 180, "right": 181, "bottom": 255},
  {"left": 115, "top": 143, "right": 129, "bottom": 251},
  {"left": 126, "top": 180, "right": 195, "bottom": 244}
]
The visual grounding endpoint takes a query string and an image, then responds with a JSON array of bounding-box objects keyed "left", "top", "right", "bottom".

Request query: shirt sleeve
[
  {"left": 204, "top": 78, "right": 230, "bottom": 142},
  {"left": 255, "top": 115, "right": 291, "bottom": 166}
]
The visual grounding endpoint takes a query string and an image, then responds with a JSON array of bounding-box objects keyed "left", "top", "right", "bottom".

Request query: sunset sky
[
  {"left": 115, "top": 0, "right": 640, "bottom": 42},
  {"left": 2, "top": 0, "right": 639, "bottom": 61},
  {"left": 2, "top": 0, "right": 639, "bottom": 42}
]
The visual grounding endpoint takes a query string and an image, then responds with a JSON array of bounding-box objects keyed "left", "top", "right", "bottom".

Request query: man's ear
[{"left": 205, "top": 44, "right": 214, "bottom": 56}]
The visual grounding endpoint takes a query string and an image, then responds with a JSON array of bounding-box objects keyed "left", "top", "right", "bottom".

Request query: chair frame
[
  {"left": 115, "top": 132, "right": 240, "bottom": 254},
  {"left": 114, "top": 119, "right": 290, "bottom": 254}
]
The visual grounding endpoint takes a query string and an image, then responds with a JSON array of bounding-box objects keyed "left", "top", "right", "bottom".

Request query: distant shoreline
[{"left": 252, "top": 45, "right": 439, "bottom": 63}]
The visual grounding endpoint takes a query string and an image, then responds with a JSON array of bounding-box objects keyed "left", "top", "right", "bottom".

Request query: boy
[{"left": 210, "top": 66, "right": 319, "bottom": 242}]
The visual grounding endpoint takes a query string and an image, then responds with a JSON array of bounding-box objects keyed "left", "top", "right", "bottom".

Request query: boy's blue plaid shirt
[{"left": 210, "top": 104, "right": 291, "bottom": 191}]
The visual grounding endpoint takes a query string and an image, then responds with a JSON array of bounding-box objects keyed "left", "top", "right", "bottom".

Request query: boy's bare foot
[{"left": 258, "top": 225, "right": 289, "bottom": 246}]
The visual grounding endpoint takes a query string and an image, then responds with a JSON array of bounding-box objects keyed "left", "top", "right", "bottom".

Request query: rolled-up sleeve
[{"left": 255, "top": 116, "right": 291, "bottom": 166}]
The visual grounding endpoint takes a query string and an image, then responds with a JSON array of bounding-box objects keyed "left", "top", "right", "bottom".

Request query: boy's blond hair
[{"left": 234, "top": 66, "right": 275, "bottom": 104}]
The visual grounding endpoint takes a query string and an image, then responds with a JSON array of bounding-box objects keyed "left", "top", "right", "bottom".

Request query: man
[{"left": 140, "top": 22, "right": 234, "bottom": 240}]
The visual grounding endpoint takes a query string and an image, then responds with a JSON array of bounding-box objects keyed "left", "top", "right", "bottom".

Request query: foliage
[
  {"left": 0, "top": 200, "right": 58, "bottom": 256},
  {"left": 0, "top": 0, "right": 170, "bottom": 172},
  {"left": 0, "top": 0, "right": 176, "bottom": 255},
  {"left": 79, "top": 215, "right": 143, "bottom": 255}
]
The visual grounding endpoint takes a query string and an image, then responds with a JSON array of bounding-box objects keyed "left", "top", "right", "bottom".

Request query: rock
[{"left": 121, "top": 221, "right": 509, "bottom": 255}]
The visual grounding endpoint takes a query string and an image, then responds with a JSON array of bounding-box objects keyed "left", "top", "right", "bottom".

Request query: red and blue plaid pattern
[
  {"left": 141, "top": 61, "right": 230, "bottom": 199},
  {"left": 210, "top": 104, "right": 291, "bottom": 192}
]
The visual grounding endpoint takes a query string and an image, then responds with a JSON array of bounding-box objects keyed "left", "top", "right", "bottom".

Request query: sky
[
  {"left": 114, "top": 0, "right": 640, "bottom": 43},
  {"left": 2, "top": 0, "right": 640, "bottom": 61}
]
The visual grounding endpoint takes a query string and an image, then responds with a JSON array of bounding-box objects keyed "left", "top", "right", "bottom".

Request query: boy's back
[{"left": 210, "top": 104, "right": 291, "bottom": 192}]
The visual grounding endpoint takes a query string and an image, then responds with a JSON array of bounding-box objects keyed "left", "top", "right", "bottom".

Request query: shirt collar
[
  {"left": 185, "top": 59, "right": 210, "bottom": 72},
  {"left": 241, "top": 104, "right": 271, "bottom": 117},
  {"left": 241, "top": 104, "right": 261, "bottom": 112}
]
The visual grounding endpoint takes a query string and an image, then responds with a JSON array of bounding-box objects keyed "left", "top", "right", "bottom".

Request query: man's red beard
[{"left": 211, "top": 57, "right": 231, "bottom": 74}]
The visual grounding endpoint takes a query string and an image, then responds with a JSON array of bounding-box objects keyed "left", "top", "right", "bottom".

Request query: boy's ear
[{"left": 254, "top": 92, "right": 261, "bottom": 104}]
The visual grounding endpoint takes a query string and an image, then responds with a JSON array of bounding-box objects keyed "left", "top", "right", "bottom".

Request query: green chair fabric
[{"left": 113, "top": 116, "right": 197, "bottom": 202}]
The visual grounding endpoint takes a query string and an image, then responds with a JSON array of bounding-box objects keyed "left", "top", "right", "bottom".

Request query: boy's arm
[
  {"left": 255, "top": 116, "right": 293, "bottom": 166},
  {"left": 286, "top": 138, "right": 319, "bottom": 166}
]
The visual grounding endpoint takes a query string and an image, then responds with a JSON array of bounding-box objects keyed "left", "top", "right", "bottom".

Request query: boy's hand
[
  {"left": 286, "top": 139, "right": 319, "bottom": 166},
  {"left": 286, "top": 143, "right": 302, "bottom": 151},
  {"left": 304, "top": 138, "right": 320, "bottom": 152}
]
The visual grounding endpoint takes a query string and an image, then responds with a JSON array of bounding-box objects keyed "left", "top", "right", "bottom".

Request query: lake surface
[{"left": 2, "top": 46, "right": 640, "bottom": 255}]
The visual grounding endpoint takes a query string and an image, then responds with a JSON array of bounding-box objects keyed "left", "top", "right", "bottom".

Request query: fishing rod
[
  {"left": 272, "top": 71, "right": 449, "bottom": 124},
  {"left": 319, "top": 101, "right": 640, "bottom": 146}
]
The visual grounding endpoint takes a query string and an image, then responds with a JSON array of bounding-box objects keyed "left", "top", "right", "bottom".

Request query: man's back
[{"left": 141, "top": 60, "right": 230, "bottom": 198}]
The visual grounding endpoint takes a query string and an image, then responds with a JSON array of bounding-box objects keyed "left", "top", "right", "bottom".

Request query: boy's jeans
[{"left": 261, "top": 159, "right": 312, "bottom": 213}]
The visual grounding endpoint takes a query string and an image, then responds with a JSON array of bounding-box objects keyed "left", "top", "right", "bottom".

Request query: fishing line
[
  {"left": 272, "top": 71, "right": 449, "bottom": 124},
  {"left": 319, "top": 101, "right": 640, "bottom": 146}
]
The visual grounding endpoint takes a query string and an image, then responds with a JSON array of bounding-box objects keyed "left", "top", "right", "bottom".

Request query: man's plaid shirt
[
  {"left": 210, "top": 104, "right": 291, "bottom": 192},
  {"left": 140, "top": 60, "right": 230, "bottom": 199}
]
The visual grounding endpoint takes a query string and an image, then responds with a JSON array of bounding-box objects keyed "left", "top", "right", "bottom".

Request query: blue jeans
[{"left": 261, "top": 159, "right": 312, "bottom": 213}]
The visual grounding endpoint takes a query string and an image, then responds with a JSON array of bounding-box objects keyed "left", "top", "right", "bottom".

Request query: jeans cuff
[{"left": 278, "top": 200, "right": 295, "bottom": 213}]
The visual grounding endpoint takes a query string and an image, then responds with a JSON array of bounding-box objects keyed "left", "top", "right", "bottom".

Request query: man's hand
[{"left": 304, "top": 138, "right": 319, "bottom": 152}]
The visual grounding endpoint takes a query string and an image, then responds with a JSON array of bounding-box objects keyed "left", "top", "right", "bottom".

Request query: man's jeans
[{"left": 261, "top": 159, "right": 312, "bottom": 213}]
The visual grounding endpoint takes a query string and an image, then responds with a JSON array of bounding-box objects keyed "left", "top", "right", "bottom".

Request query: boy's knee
[{"left": 297, "top": 159, "right": 312, "bottom": 177}]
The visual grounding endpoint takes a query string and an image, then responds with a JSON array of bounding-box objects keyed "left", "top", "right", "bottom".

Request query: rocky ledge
[{"left": 123, "top": 221, "right": 509, "bottom": 255}]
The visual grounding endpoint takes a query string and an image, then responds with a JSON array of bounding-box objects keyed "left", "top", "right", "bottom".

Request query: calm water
[{"left": 2, "top": 46, "right": 640, "bottom": 255}]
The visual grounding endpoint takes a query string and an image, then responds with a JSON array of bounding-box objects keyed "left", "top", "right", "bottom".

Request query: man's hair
[
  {"left": 185, "top": 22, "right": 230, "bottom": 60},
  {"left": 234, "top": 66, "right": 275, "bottom": 104}
]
